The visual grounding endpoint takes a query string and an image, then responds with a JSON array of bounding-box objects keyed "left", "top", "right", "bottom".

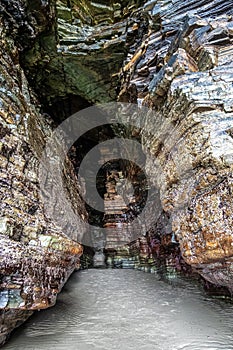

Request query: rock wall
[
  {"left": 19, "top": 0, "right": 146, "bottom": 106},
  {"left": 118, "top": 0, "right": 233, "bottom": 290},
  {"left": 1, "top": 0, "right": 233, "bottom": 344},
  {"left": 0, "top": 5, "right": 86, "bottom": 345}
]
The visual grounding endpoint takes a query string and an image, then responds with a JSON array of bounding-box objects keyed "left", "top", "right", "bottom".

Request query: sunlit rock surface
[
  {"left": 118, "top": 0, "right": 233, "bottom": 290},
  {"left": 0, "top": 11, "right": 85, "bottom": 345}
]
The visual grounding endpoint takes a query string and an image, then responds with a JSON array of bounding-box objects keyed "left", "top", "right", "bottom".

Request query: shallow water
[{"left": 3, "top": 269, "right": 233, "bottom": 350}]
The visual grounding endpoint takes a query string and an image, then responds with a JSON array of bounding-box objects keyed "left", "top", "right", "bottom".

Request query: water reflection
[{"left": 3, "top": 270, "right": 233, "bottom": 350}]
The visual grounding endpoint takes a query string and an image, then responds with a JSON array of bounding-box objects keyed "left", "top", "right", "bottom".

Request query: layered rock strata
[
  {"left": 0, "top": 11, "right": 85, "bottom": 345},
  {"left": 19, "top": 0, "right": 147, "bottom": 106},
  {"left": 1, "top": 0, "right": 233, "bottom": 344},
  {"left": 118, "top": 0, "right": 233, "bottom": 290}
]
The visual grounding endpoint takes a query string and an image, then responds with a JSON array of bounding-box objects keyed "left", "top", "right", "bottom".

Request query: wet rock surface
[
  {"left": 0, "top": 11, "right": 85, "bottom": 345},
  {"left": 1, "top": 0, "right": 233, "bottom": 345},
  {"left": 118, "top": 1, "right": 233, "bottom": 290},
  {"left": 16, "top": 0, "right": 147, "bottom": 106}
]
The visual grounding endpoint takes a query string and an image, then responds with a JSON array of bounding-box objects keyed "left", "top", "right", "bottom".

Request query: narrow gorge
[{"left": 1, "top": 0, "right": 233, "bottom": 348}]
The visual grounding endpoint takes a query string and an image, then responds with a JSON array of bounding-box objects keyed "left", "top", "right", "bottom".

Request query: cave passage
[
  {"left": 55, "top": 103, "right": 196, "bottom": 276},
  {"left": 2, "top": 0, "right": 233, "bottom": 347},
  {"left": 4, "top": 269, "right": 233, "bottom": 350},
  {"left": 41, "top": 95, "right": 184, "bottom": 275},
  {"left": 67, "top": 114, "right": 156, "bottom": 267}
]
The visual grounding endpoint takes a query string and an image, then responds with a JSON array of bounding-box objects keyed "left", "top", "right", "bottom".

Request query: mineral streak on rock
[{"left": 118, "top": 1, "right": 233, "bottom": 290}]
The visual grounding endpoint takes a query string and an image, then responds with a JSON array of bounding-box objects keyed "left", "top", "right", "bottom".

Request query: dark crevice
[{"left": 41, "top": 94, "right": 91, "bottom": 124}]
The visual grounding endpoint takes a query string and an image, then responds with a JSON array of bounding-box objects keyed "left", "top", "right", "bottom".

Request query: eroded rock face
[
  {"left": 16, "top": 0, "right": 147, "bottom": 106},
  {"left": 118, "top": 1, "right": 233, "bottom": 290},
  {"left": 0, "top": 13, "right": 85, "bottom": 345},
  {"left": 1, "top": 0, "right": 233, "bottom": 343}
]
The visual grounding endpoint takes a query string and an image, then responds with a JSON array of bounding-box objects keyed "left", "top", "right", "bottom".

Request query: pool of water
[{"left": 3, "top": 269, "right": 233, "bottom": 350}]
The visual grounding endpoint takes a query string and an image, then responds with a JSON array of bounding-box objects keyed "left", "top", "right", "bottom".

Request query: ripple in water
[{"left": 3, "top": 270, "right": 233, "bottom": 350}]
